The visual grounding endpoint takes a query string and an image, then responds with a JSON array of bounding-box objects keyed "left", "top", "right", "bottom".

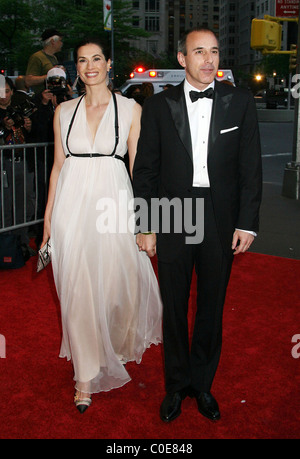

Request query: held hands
[
  {"left": 136, "top": 233, "right": 157, "bottom": 258},
  {"left": 232, "top": 230, "right": 254, "bottom": 255},
  {"left": 136, "top": 230, "right": 254, "bottom": 257}
]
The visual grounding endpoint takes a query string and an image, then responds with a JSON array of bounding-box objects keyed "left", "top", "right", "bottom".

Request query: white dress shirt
[
  {"left": 183, "top": 79, "right": 256, "bottom": 237},
  {"left": 184, "top": 79, "right": 215, "bottom": 188}
]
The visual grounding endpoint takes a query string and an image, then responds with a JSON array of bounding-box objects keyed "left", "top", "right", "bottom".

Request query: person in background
[
  {"left": 30, "top": 67, "right": 71, "bottom": 248},
  {"left": 163, "top": 83, "right": 174, "bottom": 90},
  {"left": 0, "top": 77, "right": 35, "bottom": 260},
  {"left": 25, "top": 29, "right": 63, "bottom": 95},
  {"left": 11, "top": 76, "right": 32, "bottom": 106}
]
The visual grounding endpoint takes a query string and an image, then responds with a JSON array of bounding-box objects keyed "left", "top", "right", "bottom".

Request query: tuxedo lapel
[
  {"left": 165, "top": 82, "right": 193, "bottom": 162},
  {"left": 164, "top": 80, "right": 234, "bottom": 161},
  {"left": 208, "top": 81, "right": 234, "bottom": 153}
]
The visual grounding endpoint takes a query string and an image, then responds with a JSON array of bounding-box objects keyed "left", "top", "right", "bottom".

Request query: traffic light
[
  {"left": 289, "top": 44, "right": 297, "bottom": 72},
  {"left": 251, "top": 18, "right": 282, "bottom": 52}
]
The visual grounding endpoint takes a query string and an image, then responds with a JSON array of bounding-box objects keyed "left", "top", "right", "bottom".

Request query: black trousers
[{"left": 157, "top": 189, "right": 233, "bottom": 394}]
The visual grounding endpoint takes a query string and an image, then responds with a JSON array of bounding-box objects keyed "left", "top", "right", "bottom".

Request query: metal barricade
[{"left": 0, "top": 142, "right": 53, "bottom": 233}]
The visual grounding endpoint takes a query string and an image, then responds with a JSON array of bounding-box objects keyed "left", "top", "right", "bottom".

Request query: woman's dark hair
[
  {"left": 5, "top": 77, "right": 15, "bottom": 91},
  {"left": 73, "top": 37, "right": 111, "bottom": 63}
]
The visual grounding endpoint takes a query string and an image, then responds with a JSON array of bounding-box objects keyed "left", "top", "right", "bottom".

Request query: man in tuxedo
[{"left": 133, "top": 27, "right": 262, "bottom": 422}]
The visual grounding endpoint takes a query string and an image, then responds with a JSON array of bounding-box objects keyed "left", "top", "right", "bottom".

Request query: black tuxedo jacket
[{"left": 133, "top": 80, "right": 262, "bottom": 262}]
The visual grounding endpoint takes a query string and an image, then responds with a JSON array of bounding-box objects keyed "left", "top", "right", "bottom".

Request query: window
[
  {"left": 145, "top": 0, "right": 159, "bottom": 12},
  {"left": 147, "top": 40, "right": 158, "bottom": 54},
  {"left": 132, "top": 16, "right": 139, "bottom": 27},
  {"left": 145, "top": 16, "right": 160, "bottom": 32}
]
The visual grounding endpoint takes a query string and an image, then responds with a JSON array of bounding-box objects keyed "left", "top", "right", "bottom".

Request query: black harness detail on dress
[{"left": 65, "top": 91, "right": 123, "bottom": 161}]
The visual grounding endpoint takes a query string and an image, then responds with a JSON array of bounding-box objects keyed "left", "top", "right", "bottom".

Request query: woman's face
[
  {"left": 76, "top": 43, "right": 111, "bottom": 87},
  {"left": 0, "top": 83, "right": 13, "bottom": 108}
]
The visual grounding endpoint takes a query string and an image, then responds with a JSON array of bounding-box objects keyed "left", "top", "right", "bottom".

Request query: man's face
[
  {"left": 177, "top": 30, "right": 219, "bottom": 90},
  {"left": 53, "top": 37, "right": 63, "bottom": 53},
  {"left": 0, "top": 84, "right": 13, "bottom": 108}
]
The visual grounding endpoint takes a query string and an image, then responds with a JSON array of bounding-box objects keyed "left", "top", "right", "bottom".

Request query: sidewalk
[
  {"left": 250, "top": 181, "right": 300, "bottom": 259},
  {"left": 249, "top": 120, "right": 300, "bottom": 260}
]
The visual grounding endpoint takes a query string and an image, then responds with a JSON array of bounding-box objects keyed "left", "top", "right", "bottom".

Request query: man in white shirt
[{"left": 133, "top": 27, "right": 262, "bottom": 423}]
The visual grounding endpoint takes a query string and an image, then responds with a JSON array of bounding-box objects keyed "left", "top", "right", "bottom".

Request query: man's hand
[
  {"left": 41, "top": 89, "right": 54, "bottom": 105},
  {"left": 23, "top": 117, "right": 32, "bottom": 132},
  {"left": 136, "top": 233, "right": 157, "bottom": 257},
  {"left": 3, "top": 116, "right": 14, "bottom": 130},
  {"left": 231, "top": 230, "right": 254, "bottom": 255}
]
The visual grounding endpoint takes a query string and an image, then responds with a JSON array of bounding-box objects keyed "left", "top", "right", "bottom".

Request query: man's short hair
[
  {"left": 178, "top": 27, "right": 219, "bottom": 55},
  {"left": 41, "top": 28, "right": 62, "bottom": 44}
]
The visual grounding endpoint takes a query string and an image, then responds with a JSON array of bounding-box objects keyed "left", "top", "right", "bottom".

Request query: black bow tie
[{"left": 189, "top": 87, "right": 214, "bottom": 102}]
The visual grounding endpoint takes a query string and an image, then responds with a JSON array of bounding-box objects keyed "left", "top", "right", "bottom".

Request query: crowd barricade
[{"left": 0, "top": 142, "right": 53, "bottom": 234}]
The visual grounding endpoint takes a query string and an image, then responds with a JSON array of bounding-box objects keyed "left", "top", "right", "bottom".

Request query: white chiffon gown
[{"left": 50, "top": 93, "right": 162, "bottom": 394}]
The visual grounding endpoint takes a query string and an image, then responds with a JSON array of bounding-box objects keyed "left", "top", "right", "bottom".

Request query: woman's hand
[{"left": 40, "top": 217, "right": 51, "bottom": 249}]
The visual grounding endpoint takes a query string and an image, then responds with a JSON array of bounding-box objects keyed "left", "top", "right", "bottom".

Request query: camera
[
  {"left": 47, "top": 75, "right": 67, "bottom": 96},
  {"left": 5, "top": 99, "right": 37, "bottom": 128},
  {"left": 46, "top": 67, "right": 69, "bottom": 104}
]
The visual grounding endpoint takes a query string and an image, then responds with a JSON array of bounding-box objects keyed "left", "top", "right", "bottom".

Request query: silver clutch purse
[{"left": 37, "top": 240, "right": 51, "bottom": 272}]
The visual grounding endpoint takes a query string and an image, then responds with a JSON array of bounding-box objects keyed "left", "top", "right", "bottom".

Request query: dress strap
[{"left": 65, "top": 92, "right": 120, "bottom": 159}]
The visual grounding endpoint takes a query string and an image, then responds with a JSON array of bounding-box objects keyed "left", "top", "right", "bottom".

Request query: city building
[{"left": 129, "top": 0, "right": 220, "bottom": 57}]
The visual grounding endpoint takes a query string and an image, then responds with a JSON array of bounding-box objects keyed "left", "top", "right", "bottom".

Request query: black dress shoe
[
  {"left": 160, "top": 391, "right": 183, "bottom": 423},
  {"left": 195, "top": 392, "right": 220, "bottom": 421}
]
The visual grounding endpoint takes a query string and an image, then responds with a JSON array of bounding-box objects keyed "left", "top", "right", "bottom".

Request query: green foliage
[
  {"left": 261, "top": 53, "right": 290, "bottom": 77},
  {"left": 0, "top": 0, "right": 34, "bottom": 73},
  {"left": 0, "top": 0, "right": 177, "bottom": 85}
]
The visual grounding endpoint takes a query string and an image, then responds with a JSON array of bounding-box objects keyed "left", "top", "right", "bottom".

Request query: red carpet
[{"left": 0, "top": 251, "right": 300, "bottom": 439}]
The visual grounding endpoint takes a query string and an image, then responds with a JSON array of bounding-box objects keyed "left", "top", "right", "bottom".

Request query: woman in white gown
[{"left": 42, "top": 38, "right": 162, "bottom": 413}]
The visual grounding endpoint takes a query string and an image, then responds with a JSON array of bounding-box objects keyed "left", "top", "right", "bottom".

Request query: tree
[
  {"left": 0, "top": 0, "right": 176, "bottom": 85},
  {"left": 261, "top": 53, "right": 290, "bottom": 79},
  {"left": 29, "top": 0, "right": 152, "bottom": 85},
  {"left": 0, "top": 0, "right": 33, "bottom": 73}
]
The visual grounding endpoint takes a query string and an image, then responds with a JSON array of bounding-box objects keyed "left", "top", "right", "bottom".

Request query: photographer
[
  {"left": 31, "top": 67, "right": 72, "bottom": 143},
  {"left": 29, "top": 67, "right": 71, "bottom": 247},
  {"left": 0, "top": 77, "right": 35, "bottom": 261},
  {"left": 0, "top": 78, "right": 32, "bottom": 145},
  {"left": 36, "top": 67, "right": 71, "bottom": 132}
]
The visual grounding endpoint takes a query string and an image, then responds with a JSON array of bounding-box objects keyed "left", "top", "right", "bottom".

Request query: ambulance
[{"left": 119, "top": 67, "right": 235, "bottom": 95}]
